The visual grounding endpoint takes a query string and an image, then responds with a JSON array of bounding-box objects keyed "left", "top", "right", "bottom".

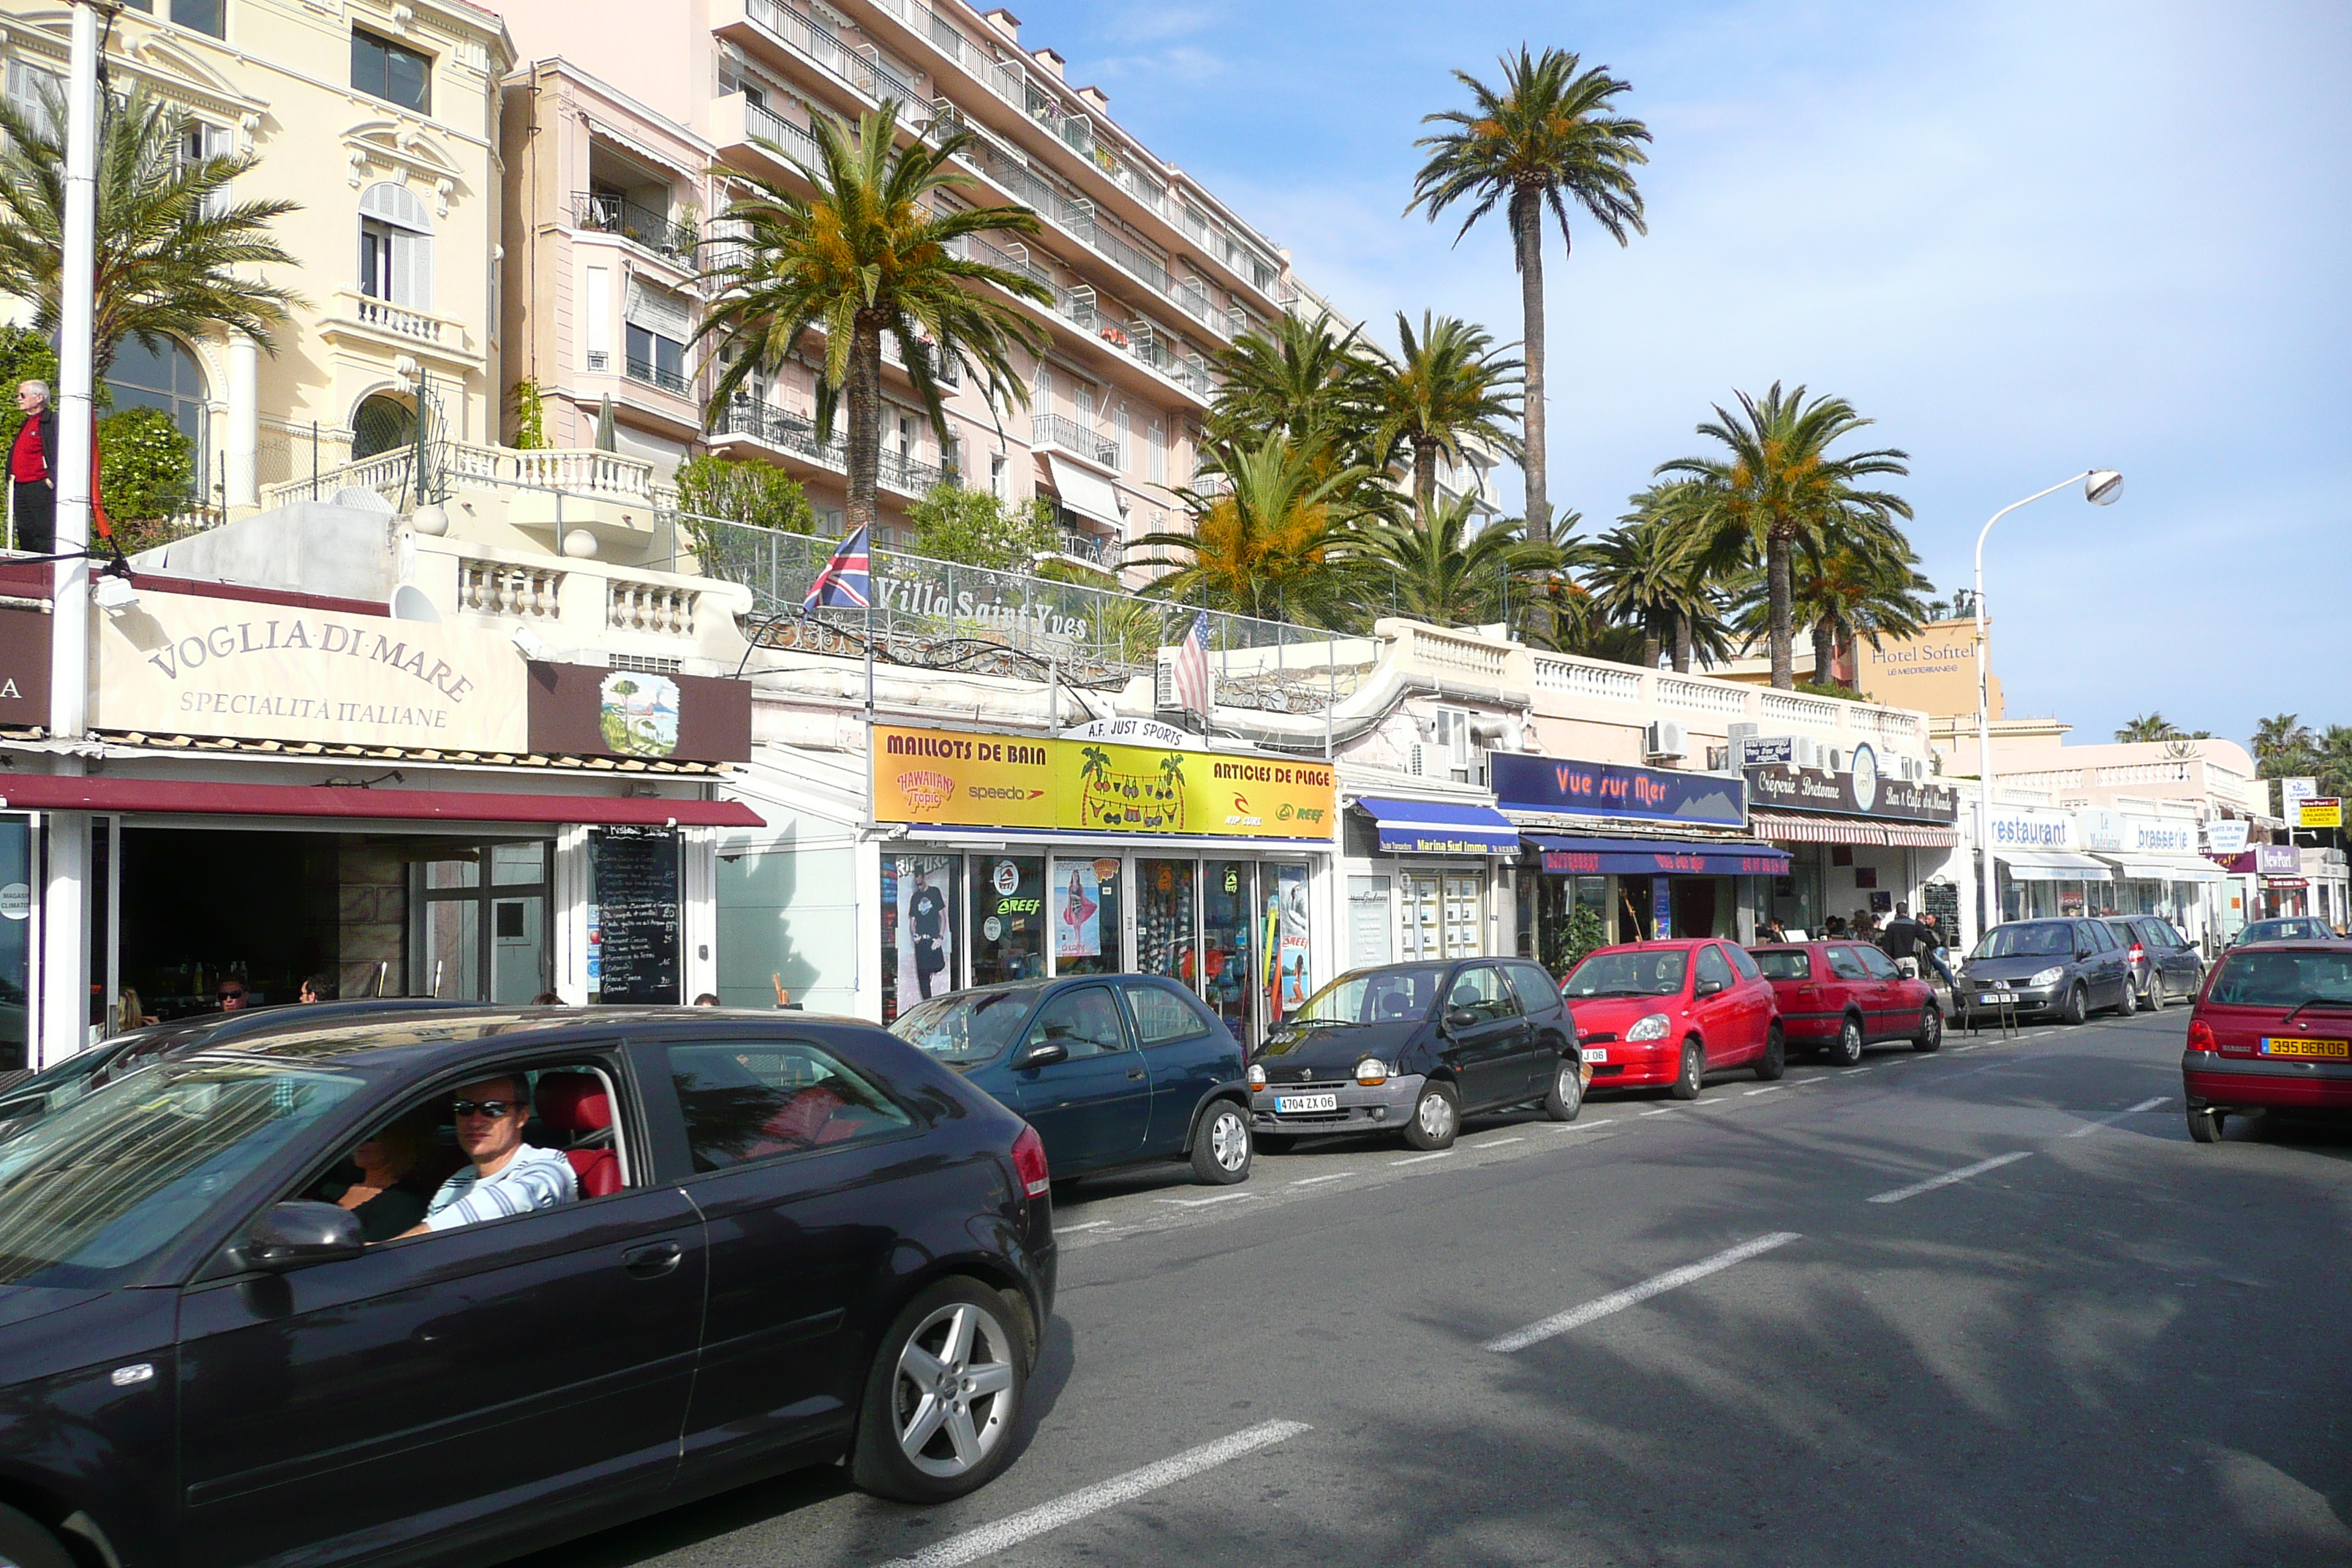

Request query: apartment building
[
  {"left": 0, "top": 0, "right": 513, "bottom": 510},
  {"left": 491, "top": 0, "right": 1297, "bottom": 566}
]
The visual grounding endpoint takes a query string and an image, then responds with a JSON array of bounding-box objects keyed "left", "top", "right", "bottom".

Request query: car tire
[
  {"left": 2145, "top": 974, "right": 2166, "bottom": 1011},
  {"left": 851, "top": 1277, "right": 1028, "bottom": 1504},
  {"left": 1542, "top": 1059, "right": 1584, "bottom": 1121},
  {"left": 2186, "top": 1104, "right": 2227, "bottom": 1145},
  {"left": 2117, "top": 981, "right": 2138, "bottom": 1018},
  {"left": 1828, "top": 1014, "right": 1866, "bottom": 1067},
  {"left": 1670, "top": 1039, "right": 1705, "bottom": 1101},
  {"left": 1754, "top": 1025, "right": 1787, "bottom": 1081},
  {"left": 1911, "top": 1003, "right": 1943, "bottom": 1052},
  {"left": 1403, "top": 1081, "right": 1460, "bottom": 1150},
  {"left": 0, "top": 1505, "right": 72, "bottom": 1568},
  {"left": 1254, "top": 1131, "right": 1295, "bottom": 1155},
  {"left": 2062, "top": 984, "right": 2088, "bottom": 1026},
  {"left": 1189, "top": 1101, "right": 1253, "bottom": 1185}
]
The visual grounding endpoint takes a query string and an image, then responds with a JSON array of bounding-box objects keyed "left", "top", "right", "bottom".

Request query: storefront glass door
[
  {"left": 418, "top": 841, "right": 554, "bottom": 1002},
  {"left": 1137, "top": 858, "right": 1198, "bottom": 987},
  {"left": 970, "top": 854, "right": 1045, "bottom": 984},
  {"left": 1202, "top": 860, "right": 1257, "bottom": 1041},
  {"left": 1266, "top": 863, "right": 1313, "bottom": 1022},
  {"left": 1051, "top": 856, "right": 1123, "bottom": 976}
]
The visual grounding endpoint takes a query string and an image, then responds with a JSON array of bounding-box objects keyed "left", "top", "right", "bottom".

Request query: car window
[
  {"left": 2208, "top": 950, "right": 2352, "bottom": 1009},
  {"left": 1447, "top": 965, "right": 1520, "bottom": 1022},
  {"left": 1564, "top": 949, "right": 1689, "bottom": 998},
  {"left": 1825, "top": 946, "right": 1869, "bottom": 981},
  {"left": 1970, "top": 923, "right": 2074, "bottom": 959},
  {"left": 1293, "top": 966, "right": 1447, "bottom": 1025},
  {"left": 1854, "top": 946, "right": 1901, "bottom": 980},
  {"left": 1120, "top": 982, "right": 1215, "bottom": 1047},
  {"left": 2090, "top": 922, "right": 2118, "bottom": 952},
  {"left": 1695, "top": 946, "right": 1734, "bottom": 990},
  {"left": 666, "top": 1040, "right": 913, "bottom": 1173},
  {"left": 1750, "top": 949, "right": 1812, "bottom": 981},
  {"left": 890, "top": 987, "right": 1038, "bottom": 1064},
  {"left": 1725, "top": 945, "right": 1763, "bottom": 982},
  {"left": 1504, "top": 962, "right": 1563, "bottom": 1015},
  {"left": 1025, "top": 987, "right": 1130, "bottom": 1058}
]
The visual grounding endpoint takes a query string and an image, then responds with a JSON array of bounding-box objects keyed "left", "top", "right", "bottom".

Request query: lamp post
[{"left": 1972, "top": 469, "right": 2124, "bottom": 941}]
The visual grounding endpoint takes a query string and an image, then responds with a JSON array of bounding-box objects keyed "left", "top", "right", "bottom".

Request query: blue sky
[{"left": 1003, "top": 0, "right": 2350, "bottom": 749}]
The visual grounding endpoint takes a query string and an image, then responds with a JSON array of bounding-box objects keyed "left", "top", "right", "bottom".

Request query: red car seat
[{"left": 535, "top": 1071, "right": 621, "bottom": 1198}]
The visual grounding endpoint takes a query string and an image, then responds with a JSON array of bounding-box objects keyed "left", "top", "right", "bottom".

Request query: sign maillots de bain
[{"left": 872, "top": 724, "right": 1336, "bottom": 841}]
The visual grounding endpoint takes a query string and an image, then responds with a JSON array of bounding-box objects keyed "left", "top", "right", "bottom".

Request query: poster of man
[{"left": 886, "top": 855, "right": 957, "bottom": 1019}]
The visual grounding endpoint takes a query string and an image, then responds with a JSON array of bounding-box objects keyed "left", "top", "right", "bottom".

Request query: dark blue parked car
[{"left": 890, "top": 976, "right": 1254, "bottom": 1186}]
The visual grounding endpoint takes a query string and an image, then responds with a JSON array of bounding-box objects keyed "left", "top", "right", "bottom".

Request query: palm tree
[
  {"left": 2115, "top": 712, "right": 2185, "bottom": 744},
  {"left": 0, "top": 84, "right": 302, "bottom": 376},
  {"left": 695, "top": 102, "right": 1051, "bottom": 538},
  {"left": 1580, "top": 514, "right": 1726, "bottom": 671},
  {"left": 1409, "top": 48, "right": 1650, "bottom": 533},
  {"left": 2253, "top": 714, "right": 2315, "bottom": 774},
  {"left": 1352, "top": 493, "right": 1561, "bottom": 632},
  {"left": 1079, "top": 746, "right": 1111, "bottom": 787},
  {"left": 1731, "top": 534, "right": 1930, "bottom": 689},
  {"left": 1363, "top": 312, "right": 1523, "bottom": 519},
  {"left": 1130, "top": 431, "right": 1373, "bottom": 625},
  {"left": 1205, "top": 309, "right": 1376, "bottom": 453},
  {"left": 1656, "top": 382, "right": 1912, "bottom": 689}
]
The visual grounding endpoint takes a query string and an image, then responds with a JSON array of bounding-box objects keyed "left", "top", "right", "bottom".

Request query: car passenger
[
  {"left": 396, "top": 1074, "right": 576, "bottom": 1237},
  {"left": 318, "top": 1108, "right": 437, "bottom": 1243}
]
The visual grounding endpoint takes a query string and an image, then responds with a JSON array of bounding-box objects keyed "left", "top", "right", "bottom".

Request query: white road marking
[
  {"left": 1553, "top": 1117, "right": 1617, "bottom": 1131},
  {"left": 881, "top": 1420, "right": 1313, "bottom": 1568},
  {"left": 1474, "top": 1137, "right": 1526, "bottom": 1149},
  {"left": 1744, "top": 1085, "right": 1784, "bottom": 1096},
  {"left": 1867, "top": 1150, "right": 2032, "bottom": 1205},
  {"left": 1390, "top": 1150, "right": 1452, "bottom": 1166},
  {"left": 1056, "top": 1220, "right": 1112, "bottom": 1232},
  {"left": 1152, "top": 1192, "right": 1256, "bottom": 1208},
  {"left": 1638, "top": 1108, "right": 1678, "bottom": 1117},
  {"left": 1485, "top": 1232, "right": 1803, "bottom": 1353},
  {"left": 1288, "top": 1173, "right": 1349, "bottom": 1186},
  {"left": 2065, "top": 1096, "right": 2171, "bottom": 1137}
]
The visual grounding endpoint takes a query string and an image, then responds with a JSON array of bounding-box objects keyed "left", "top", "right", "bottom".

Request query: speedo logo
[{"left": 968, "top": 785, "right": 1046, "bottom": 801}]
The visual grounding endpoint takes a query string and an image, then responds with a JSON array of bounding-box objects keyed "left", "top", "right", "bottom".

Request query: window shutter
[
  {"left": 392, "top": 228, "right": 432, "bottom": 311},
  {"left": 625, "top": 277, "right": 692, "bottom": 341}
]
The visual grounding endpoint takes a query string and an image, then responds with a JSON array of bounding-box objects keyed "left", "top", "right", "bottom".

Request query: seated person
[
  {"left": 316, "top": 1108, "right": 437, "bottom": 1243},
  {"left": 396, "top": 1074, "right": 576, "bottom": 1238}
]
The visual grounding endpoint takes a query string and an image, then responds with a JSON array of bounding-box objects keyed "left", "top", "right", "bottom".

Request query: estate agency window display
[{"left": 872, "top": 725, "right": 1334, "bottom": 1041}]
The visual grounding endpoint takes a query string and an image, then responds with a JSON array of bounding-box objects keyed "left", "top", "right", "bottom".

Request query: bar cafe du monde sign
[{"left": 1744, "top": 741, "right": 1959, "bottom": 823}]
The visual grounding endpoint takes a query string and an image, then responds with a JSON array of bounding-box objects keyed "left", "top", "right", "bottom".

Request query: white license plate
[
  {"left": 1978, "top": 993, "right": 2010, "bottom": 1006},
  {"left": 1581, "top": 1047, "right": 1609, "bottom": 1063},
  {"left": 1275, "top": 1093, "right": 1338, "bottom": 1113}
]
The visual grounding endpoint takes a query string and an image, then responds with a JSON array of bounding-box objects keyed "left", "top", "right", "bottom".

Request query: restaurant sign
[
  {"left": 1489, "top": 753, "right": 1744, "bottom": 828},
  {"left": 94, "top": 592, "right": 527, "bottom": 751},
  {"left": 872, "top": 724, "right": 1335, "bottom": 840},
  {"left": 1744, "top": 758, "right": 1958, "bottom": 823}
]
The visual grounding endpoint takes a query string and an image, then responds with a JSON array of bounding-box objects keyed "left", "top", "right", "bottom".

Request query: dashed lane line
[
  {"left": 1484, "top": 1232, "right": 1803, "bottom": 1353},
  {"left": 1390, "top": 1151, "right": 1452, "bottom": 1166},
  {"left": 881, "top": 1420, "right": 1314, "bottom": 1568},
  {"left": 1474, "top": 1137, "right": 1526, "bottom": 1150},
  {"left": 2065, "top": 1096, "right": 2171, "bottom": 1137},
  {"left": 1744, "top": 1085, "right": 1785, "bottom": 1096},
  {"left": 1867, "top": 1150, "right": 2032, "bottom": 1205},
  {"left": 1152, "top": 1192, "right": 1256, "bottom": 1208},
  {"left": 1288, "top": 1173, "right": 1349, "bottom": 1187}
]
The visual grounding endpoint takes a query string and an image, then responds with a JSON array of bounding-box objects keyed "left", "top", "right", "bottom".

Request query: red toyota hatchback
[
  {"left": 1561, "top": 938, "right": 1783, "bottom": 1100},
  {"left": 1747, "top": 942, "right": 1943, "bottom": 1065},
  {"left": 2182, "top": 939, "right": 2352, "bottom": 1142}
]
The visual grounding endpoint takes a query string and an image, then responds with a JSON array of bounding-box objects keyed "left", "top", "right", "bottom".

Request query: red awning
[{"left": 0, "top": 775, "right": 763, "bottom": 828}]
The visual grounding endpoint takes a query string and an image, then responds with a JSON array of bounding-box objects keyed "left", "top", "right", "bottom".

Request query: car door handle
[
  {"left": 1127, "top": 1067, "right": 1147, "bottom": 1080},
  {"left": 622, "top": 1240, "right": 685, "bottom": 1278}
]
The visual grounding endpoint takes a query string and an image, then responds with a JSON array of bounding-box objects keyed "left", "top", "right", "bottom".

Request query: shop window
[
  {"left": 1267, "top": 864, "right": 1311, "bottom": 1020},
  {"left": 1137, "top": 858, "right": 1196, "bottom": 983},
  {"left": 353, "top": 28, "right": 432, "bottom": 114},
  {"left": 1203, "top": 860, "right": 1257, "bottom": 1038},
  {"left": 1346, "top": 874, "right": 1391, "bottom": 970},
  {"left": 970, "top": 855, "right": 1044, "bottom": 985},
  {"left": 414, "top": 842, "right": 553, "bottom": 1003},
  {"left": 1050, "top": 857, "right": 1120, "bottom": 976},
  {"left": 665, "top": 1039, "right": 911, "bottom": 1171},
  {"left": 0, "top": 816, "right": 26, "bottom": 1069}
]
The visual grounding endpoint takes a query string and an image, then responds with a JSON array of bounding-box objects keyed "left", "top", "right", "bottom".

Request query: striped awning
[
  {"left": 1749, "top": 808, "right": 1884, "bottom": 845},
  {"left": 1881, "top": 821, "right": 1960, "bottom": 848}
]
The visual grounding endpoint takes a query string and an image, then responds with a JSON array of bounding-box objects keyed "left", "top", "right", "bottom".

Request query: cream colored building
[{"left": 1, "top": 0, "right": 513, "bottom": 511}]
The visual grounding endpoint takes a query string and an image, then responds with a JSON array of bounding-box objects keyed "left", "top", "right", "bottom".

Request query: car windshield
[
  {"left": 1564, "top": 949, "right": 1690, "bottom": 998},
  {"left": 1291, "top": 967, "right": 1447, "bottom": 1025},
  {"left": 2246, "top": 919, "right": 2332, "bottom": 943},
  {"left": 1749, "top": 949, "right": 1812, "bottom": 981},
  {"left": 2209, "top": 949, "right": 2352, "bottom": 1009},
  {"left": 0, "top": 1058, "right": 368, "bottom": 1289},
  {"left": 1970, "top": 924, "right": 2075, "bottom": 959},
  {"left": 889, "top": 989, "right": 1037, "bottom": 1063}
]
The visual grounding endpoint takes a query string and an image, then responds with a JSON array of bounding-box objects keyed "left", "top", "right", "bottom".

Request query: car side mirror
[
  {"left": 1444, "top": 1007, "right": 1479, "bottom": 1031},
  {"left": 238, "top": 1201, "right": 365, "bottom": 1271},
  {"left": 1020, "top": 1041, "right": 1071, "bottom": 1069},
  {"left": 1695, "top": 978, "right": 1724, "bottom": 997}
]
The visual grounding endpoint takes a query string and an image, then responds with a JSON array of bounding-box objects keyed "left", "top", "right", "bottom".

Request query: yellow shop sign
[{"left": 872, "top": 725, "right": 1335, "bottom": 841}]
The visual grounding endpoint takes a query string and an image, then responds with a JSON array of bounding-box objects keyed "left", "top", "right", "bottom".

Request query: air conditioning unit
[
  {"left": 1727, "top": 720, "right": 1761, "bottom": 747},
  {"left": 1643, "top": 720, "right": 1688, "bottom": 761},
  {"left": 1824, "top": 747, "right": 1845, "bottom": 775},
  {"left": 1153, "top": 653, "right": 1176, "bottom": 710},
  {"left": 1791, "top": 736, "right": 1824, "bottom": 770},
  {"left": 1893, "top": 754, "right": 1926, "bottom": 783},
  {"left": 1406, "top": 741, "right": 1428, "bottom": 777}
]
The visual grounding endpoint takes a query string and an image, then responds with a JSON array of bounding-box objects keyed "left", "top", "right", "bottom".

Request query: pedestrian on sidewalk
[{"left": 10, "top": 382, "right": 57, "bottom": 554}]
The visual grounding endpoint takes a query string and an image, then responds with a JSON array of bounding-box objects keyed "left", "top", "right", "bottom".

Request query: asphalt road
[{"left": 527, "top": 1009, "right": 2352, "bottom": 1568}]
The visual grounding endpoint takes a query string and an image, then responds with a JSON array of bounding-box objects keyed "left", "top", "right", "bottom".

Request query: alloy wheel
[
  {"left": 891, "top": 1301, "right": 1018, "bottom": 1480},
  {"left": 1207, "top": 1108, "right": 1248, "bottom": 1172}
]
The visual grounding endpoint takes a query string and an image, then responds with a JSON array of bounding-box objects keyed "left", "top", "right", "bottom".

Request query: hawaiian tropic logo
[{"left": 599, "top": 671, "right": 681, "bottom": 757}]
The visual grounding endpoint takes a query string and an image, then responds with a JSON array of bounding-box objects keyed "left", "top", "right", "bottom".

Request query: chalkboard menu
[
  {"left": 590, "top": 826, "right": 680, "bottom": 1003},
  {"left": 1921, "top": 881, "right": 1961, "bottom": 945}
]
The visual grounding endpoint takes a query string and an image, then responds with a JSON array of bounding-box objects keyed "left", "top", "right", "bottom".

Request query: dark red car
[
  {"left": 1747, "top": 942, "right": 1944, "bottom": 1065},
  {"left": 1560, "top": 938, "right": 1783, "bottom": 1100},
  {"left": 2182, "top": 939, "right": 2352, "bottom": 1142}
]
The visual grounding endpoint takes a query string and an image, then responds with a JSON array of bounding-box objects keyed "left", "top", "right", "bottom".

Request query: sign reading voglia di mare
[{"left": 94, "top": 591, "right": 529, "bottom": 750}]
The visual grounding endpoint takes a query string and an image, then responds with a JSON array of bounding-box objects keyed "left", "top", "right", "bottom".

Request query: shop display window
[
  {"left": 1267, "top": 864, "right": 1312, "bottom": 1022},
  {"left": 1401, "top": 872, "right": 1482, "bottom": 961},
  {"left": 1137, "top": 859, "right": 1197, "bottom": 984},
  {"left": 1051, "top": 858, "right": 1123, "bottom": 976},
  {"left": 1202, "top": 860, "right": 1258, "bottom": 1040},
  {"left": 970, "top": 855, "right": 1044, "bottom": 985},
  {"left": 881, "top": 854, "right": 961, "bottom": 1022}
]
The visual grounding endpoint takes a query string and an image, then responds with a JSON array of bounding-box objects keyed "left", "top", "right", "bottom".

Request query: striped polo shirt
[{"left": 423, "top": 1144, "right": 578, "bottom": 1232}]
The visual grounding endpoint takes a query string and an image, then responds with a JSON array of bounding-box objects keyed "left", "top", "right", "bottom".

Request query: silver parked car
[{"left": 2102, "top": 916, "right": 2205, "bottom": 1009}]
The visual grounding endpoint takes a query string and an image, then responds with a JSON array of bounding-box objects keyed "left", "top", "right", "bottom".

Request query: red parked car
[
  {"left": 2182, "top": 938, "right": 2352, "bottom": 1142},
  {"left": 1560, "top": 938, "right": 1783, "bottom": 1100},
  {"left": 1747, "top": 942, "right": 1944, "bottom": 1065}
]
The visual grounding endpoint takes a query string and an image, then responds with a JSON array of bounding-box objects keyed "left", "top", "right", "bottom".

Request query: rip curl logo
[{"left": 896, "top": 770, "right": 957, "bottom": 811}]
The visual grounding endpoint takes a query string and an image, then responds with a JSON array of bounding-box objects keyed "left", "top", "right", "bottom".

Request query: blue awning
[
  {"left": 1354, "top": 796, "right": 1519, "bottom": 856},
  {"left": 1526, "top": 833, "right": 1791, "bottom": 877}
]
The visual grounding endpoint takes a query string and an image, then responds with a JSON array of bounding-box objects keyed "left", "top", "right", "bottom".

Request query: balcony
[
  {"left": 735, "top": 0, "right": 927, "bottom": 110},
  {"left": 573, "top": 192, "right": 698, "bottom": 264},
  {"left": 319, "top": 289, "right": 480, "bottom": 369},
  {"left": 1032, "top": 412, "right": 1117, "bottom": 469},
  {"left": 1044, "top": 527, "right": 1120, "bottom": 569},
  {"left": 625, "top": 354, "right": 693, "bottom": 399},
  {"left": 712, "top": 401, "right": 947, "bottom": 496}
]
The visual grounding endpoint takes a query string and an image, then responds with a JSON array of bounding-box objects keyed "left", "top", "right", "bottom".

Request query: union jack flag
[
  {"left": 1172, "top": 611, "right": 1211, "bottom": 715},
  {"left": 803, "top": 524, "right": 871, "bottom": 611}
]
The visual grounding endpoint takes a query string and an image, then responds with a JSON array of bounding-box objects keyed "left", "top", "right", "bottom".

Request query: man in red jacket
[{"left": 9, "top": 381, "right": 58, "bottom": 554}]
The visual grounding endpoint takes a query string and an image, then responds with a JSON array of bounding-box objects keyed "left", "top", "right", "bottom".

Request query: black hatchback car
[
  {"left": 0, "top": 1007, "right": 1055, "bottom": 1568},
  {"left": 1245, "top": 957, "right": 1583, "bottom": 1150},
  {"left": 890, "top": 975, "right": 1254, "bottom": 1186}
]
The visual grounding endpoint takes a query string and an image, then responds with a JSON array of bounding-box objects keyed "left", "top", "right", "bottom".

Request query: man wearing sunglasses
[{"left": 398, "top": 1074, "right": 576, "bottom": 1237}]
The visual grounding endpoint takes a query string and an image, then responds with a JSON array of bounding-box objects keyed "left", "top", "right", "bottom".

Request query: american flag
[
  {"left": 1172, "top": 611, "right": 1211, "bottom": 715},
  {"left": 802, "top": 524, "right": 872, "bottom": 611}
]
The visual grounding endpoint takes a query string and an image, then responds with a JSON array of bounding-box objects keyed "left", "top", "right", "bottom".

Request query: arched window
[
  {"left": 358, "top": 181, "right": 433, "bottom": 311},
  {"left": 350, "top": 393, "right": 415, "bottom": 460},
  {"left": 106, "top": 335, "right": 208, "bottom": 461}
]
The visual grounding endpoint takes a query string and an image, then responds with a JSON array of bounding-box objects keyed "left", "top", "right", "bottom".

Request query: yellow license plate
[{"left": 2260, "top": 1038, "right": 2351, "bottom": 1058}]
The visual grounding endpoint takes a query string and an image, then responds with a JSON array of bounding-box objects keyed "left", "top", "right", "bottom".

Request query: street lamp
[{"left": 1972, "top": 470, "right": 2124, "bottom": 939}]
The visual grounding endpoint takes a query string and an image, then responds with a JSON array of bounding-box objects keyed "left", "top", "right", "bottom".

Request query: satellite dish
[{"left": 390, "top": 584, "right": 442, "bottom": 623}]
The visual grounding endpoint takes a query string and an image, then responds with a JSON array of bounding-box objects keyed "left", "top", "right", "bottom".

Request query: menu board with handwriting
[
  {"left": 589, "top": 826, "right": 679, "bottom": 1004},
  {"left": 1921, "top": 881, "right": 1961, "bottom": 946}
]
